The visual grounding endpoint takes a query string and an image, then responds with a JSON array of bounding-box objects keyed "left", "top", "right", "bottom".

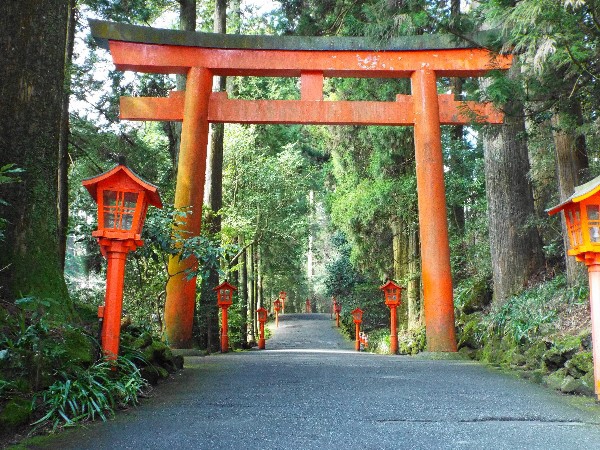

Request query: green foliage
[
  {"left": 0, "top": 297, "right": 96, "bottom": 395},
  {"left": 484, "top": 284, "right": 558, "bottom": 345},
  {"left": 482, "top": 275, "right": 588, "bottom": 345},
  {"left": 32, "top": 356, "right": 147, "bottom": 431},
  {"left": 324, "top": 232, "right": 361, "bottom": 298}
]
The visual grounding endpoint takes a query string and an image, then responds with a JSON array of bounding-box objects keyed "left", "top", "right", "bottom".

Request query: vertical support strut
[
  {"left": 587, "top": 263, "right": 600, "bottom": 399},
  {"left": 100, "top": 241, "right": 131, "bottom": 359},
  {"left": 164, "top": 67, "right": 213, "bottom": 348},
  {"left": 411, "top": 69, "right": 457, "bottom": 352}
]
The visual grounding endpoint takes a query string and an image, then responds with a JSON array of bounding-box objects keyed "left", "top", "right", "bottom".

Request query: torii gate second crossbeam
[{"left": 90, "top": 20, "right": 513, "bottom": 352}]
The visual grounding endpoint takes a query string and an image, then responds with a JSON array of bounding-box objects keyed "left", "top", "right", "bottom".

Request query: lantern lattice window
[{"left": 103, "top": 191, "right": 139, "bottom": 231}]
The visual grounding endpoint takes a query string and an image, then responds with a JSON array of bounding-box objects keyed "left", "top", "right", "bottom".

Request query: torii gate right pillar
[{"left": 412, "top": 69, "right": 457, "bottom": 352}]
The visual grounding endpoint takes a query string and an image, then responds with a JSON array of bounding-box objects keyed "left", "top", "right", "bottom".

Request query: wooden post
[
  {"left": 587, "top": 263, "right": 600, "bottom": 400},
  {"left": 411, "top": 69, "right": 457, "bottom": 352},
  {"left": 164, "top": 67, "right": 213, "bottom": 348}
]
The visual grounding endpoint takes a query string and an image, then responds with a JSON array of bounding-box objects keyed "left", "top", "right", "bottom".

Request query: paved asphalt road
[{"left": 29, "top": 313, "right": 600, "bottom": 449}]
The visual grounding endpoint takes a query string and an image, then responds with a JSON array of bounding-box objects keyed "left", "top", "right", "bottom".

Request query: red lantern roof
[
  {"left": 82, "top": 164, "right": 162, "bottom": 208},
  {"left": 351, "top": 307, "right": 363, "bottom": 323},
  {"left": 547, "top": 175, "right": 600, "bottom": 216},
  {"left": 379, "top": 279, "right": 402, "bottom": 293}
]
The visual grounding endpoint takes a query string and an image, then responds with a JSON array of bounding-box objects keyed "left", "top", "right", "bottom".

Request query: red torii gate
[{"left": 90, "top": 20, "right": 512, "bottom": 352}]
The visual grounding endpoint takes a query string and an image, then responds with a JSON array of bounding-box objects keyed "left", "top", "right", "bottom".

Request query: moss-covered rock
[
  {"left": 581, "top": 372, "right": 596, "bottom": 395},
  {"left": 142, "top": 340, "right": 174, "bottom": 365},
  {"left": 565, "top": 351, "right": 593, "bottom": 378},
  {"left": 542, "top": 336, "right": 581, "bottom": 371},
  {"left": 545, "top": 368, "right": 568, "bottom": 391},
  {"left": 0, "top": 397, "right": 31, "bottom": 431},
  {"left": 560, "top": 375, "right": 592, "bottom": 395},
  {"left": 132, "top": 332, "right": 153, "bottom": 350},
  {"left": 63, "top": 328, "right": 94, "bottom": 365},
  {"left": 523, "top": 341, "right": 546, "bottom": 371}
]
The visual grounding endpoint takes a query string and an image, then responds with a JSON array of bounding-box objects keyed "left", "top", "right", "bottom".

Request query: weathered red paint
[
  {"left": 108, "top": 40, "right": 511, "bottom": 77},
  {"left": 411, "top": 69, "right": 457, "bottom": 352},
  {"left": 164, "top": 68, "right": 213, "bottom": 349},
  {"left": 120, "top": 92, "right": 503, "bottom": 126}
]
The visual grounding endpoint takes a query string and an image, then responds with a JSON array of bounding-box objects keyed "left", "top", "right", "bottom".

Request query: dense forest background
[{"left": 1, "top": 0, "right": 600, "bottom": 436}]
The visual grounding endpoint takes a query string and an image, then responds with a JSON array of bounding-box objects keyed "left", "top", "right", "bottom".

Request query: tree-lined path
[{"left": 29, "top": 314, "right": 600, "bottom": 449}]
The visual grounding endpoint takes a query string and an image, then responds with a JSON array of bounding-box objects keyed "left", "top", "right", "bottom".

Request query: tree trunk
[
  {"left": 257, "top": 245, "right": 263, "bottom": 310},
  {"left": 0, "top": 0, "right": 71, "bottom": 302},
  {"left": 407, "top": 228, "right": 421, "bottom": 328},
  {"left": 57, "top": 0, "right": 77, "bottom": 271},
  {"left": 198, "top": 0, "right": 226, "bottom": 353},
  {"left": 482, "top": 61, "right": 545, "bottom": 304},
  {"left": 253, "top": 245, "right": 259, "bottom": 338},
  {"left": 390, "top": 216, "right": 408, "bottom": 329},
  {"left": 551, "top": 97, "right": 588, "bottom": 285},
  {"left": 247, "top": 244, "right": 255, "bottom": 343},
  {"left": 239, "top": 236, "right": 248, "bottom": 348}
]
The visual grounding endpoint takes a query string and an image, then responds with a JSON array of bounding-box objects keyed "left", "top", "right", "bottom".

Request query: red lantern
[
  {"left": 83, "top": 165, "right": 162, "bottom": 360},
  {"left": 351, "top": 308, "right": 363, "bottom": 352},
  {"left": 274, "top": 298, "right": 282, "bottom": 327},
  {"left": 257, "top": 307, "right": 268, "bottom": 349},
  {"left": 214, "top": 281, "right": 237, "bottom": 353},
  {"left": 380, "top": 280, "right": 403, "bottom": 354},
  {"left": 380, "top": 280, "right": 402, "bottom": 308},
  {"left": 548, "top": 176, "right": 600, "bottom": 399}
]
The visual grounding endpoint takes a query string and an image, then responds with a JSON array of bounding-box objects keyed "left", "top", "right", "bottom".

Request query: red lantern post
[
  {"left": 305, "top": 298, "right": 311, "bottom": 313},
  {"left": 380, "top": 280, "right": 403, "bottom": 354},
  {"left": 548, "top": 176, "right": 600, "bottom": 400},
  {"left": 257, "top": 307, "right": 268, "bottom": 349},
  {"left": 83, "top": 165, "right": 162, "bottom": 360},
  {"left": 214, "top": 281, "right": 237, "bottom": 353},
  {"left": 274, "top": 298, "right": 282, "bottom": 328},
  {"left": 334, "top": 301, "right": 342, "bottom": 328},
  {"left": 351, "top": 308, "right": 363, "bottom": 352},
  {"left": 279, "top": 291, "right": 287, "bottom": 314}
]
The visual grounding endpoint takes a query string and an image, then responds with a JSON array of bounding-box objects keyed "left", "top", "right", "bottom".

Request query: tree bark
[
  {"left": 58, "top": 0, "right": 77, "bottom": 270},
  {"left": 0, "top": 0, "right": 71, "bottom": 302},
  {"left": 199, "top": 0, "right": 226, "bottom": 351},
  {"left": 482, "top": 61, "right": 545, "bottom": 304},
  {"left": 551, "top": 97, "right": 588, "bottom": 285},
  {"left": 390, "top": 216, "right": 408, "bottom": 329},
  {"left": 239, "top": 236, "right": 249, "bottom": 348},
  {"left": 407, "top": 228, "right": 421, "bottom": 328},
  {"left": 247, "top": 244, "right": 255, "bottom": 343}
]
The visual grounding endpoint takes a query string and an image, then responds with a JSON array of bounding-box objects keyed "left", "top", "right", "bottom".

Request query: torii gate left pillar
[{"left": 90, "top": 20, "right": 512, "bottom": 351}]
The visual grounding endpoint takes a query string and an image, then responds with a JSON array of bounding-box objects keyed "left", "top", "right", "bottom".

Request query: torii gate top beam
[{"left": 89, "top": 20, "right": 511, "bottom": 78}]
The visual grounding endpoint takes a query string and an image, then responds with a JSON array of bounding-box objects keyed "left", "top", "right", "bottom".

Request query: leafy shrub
[{"left": 32, "top": 356, "right": 147, "bottom": 432}]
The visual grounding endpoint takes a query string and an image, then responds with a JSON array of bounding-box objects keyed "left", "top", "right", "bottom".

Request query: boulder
[
  {"left": 0, "top": 397, "right": 31, "bottom": 431},
  {"left": 545, "top": 368, "right": 568, "bottom": 391},
  {"left": 565, "top": 351, "right": 593, "bottom": 378},
  {"left": 542, "top": 336, "right": 581, "bottom": 371}
]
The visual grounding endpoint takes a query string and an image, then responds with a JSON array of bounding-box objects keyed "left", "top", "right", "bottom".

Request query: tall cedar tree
[{"left": 0, "top": 1, "right": 71, "bottom": 302}]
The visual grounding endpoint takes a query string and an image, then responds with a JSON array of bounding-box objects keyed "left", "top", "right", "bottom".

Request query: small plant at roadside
[{"left": 32, "top": 356, "right": 147, "bottom": 432}]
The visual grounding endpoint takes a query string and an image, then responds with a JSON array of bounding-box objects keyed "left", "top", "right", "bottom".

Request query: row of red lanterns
[{"left": 332, "top": 280, "right": 403, "bottom": 354}]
